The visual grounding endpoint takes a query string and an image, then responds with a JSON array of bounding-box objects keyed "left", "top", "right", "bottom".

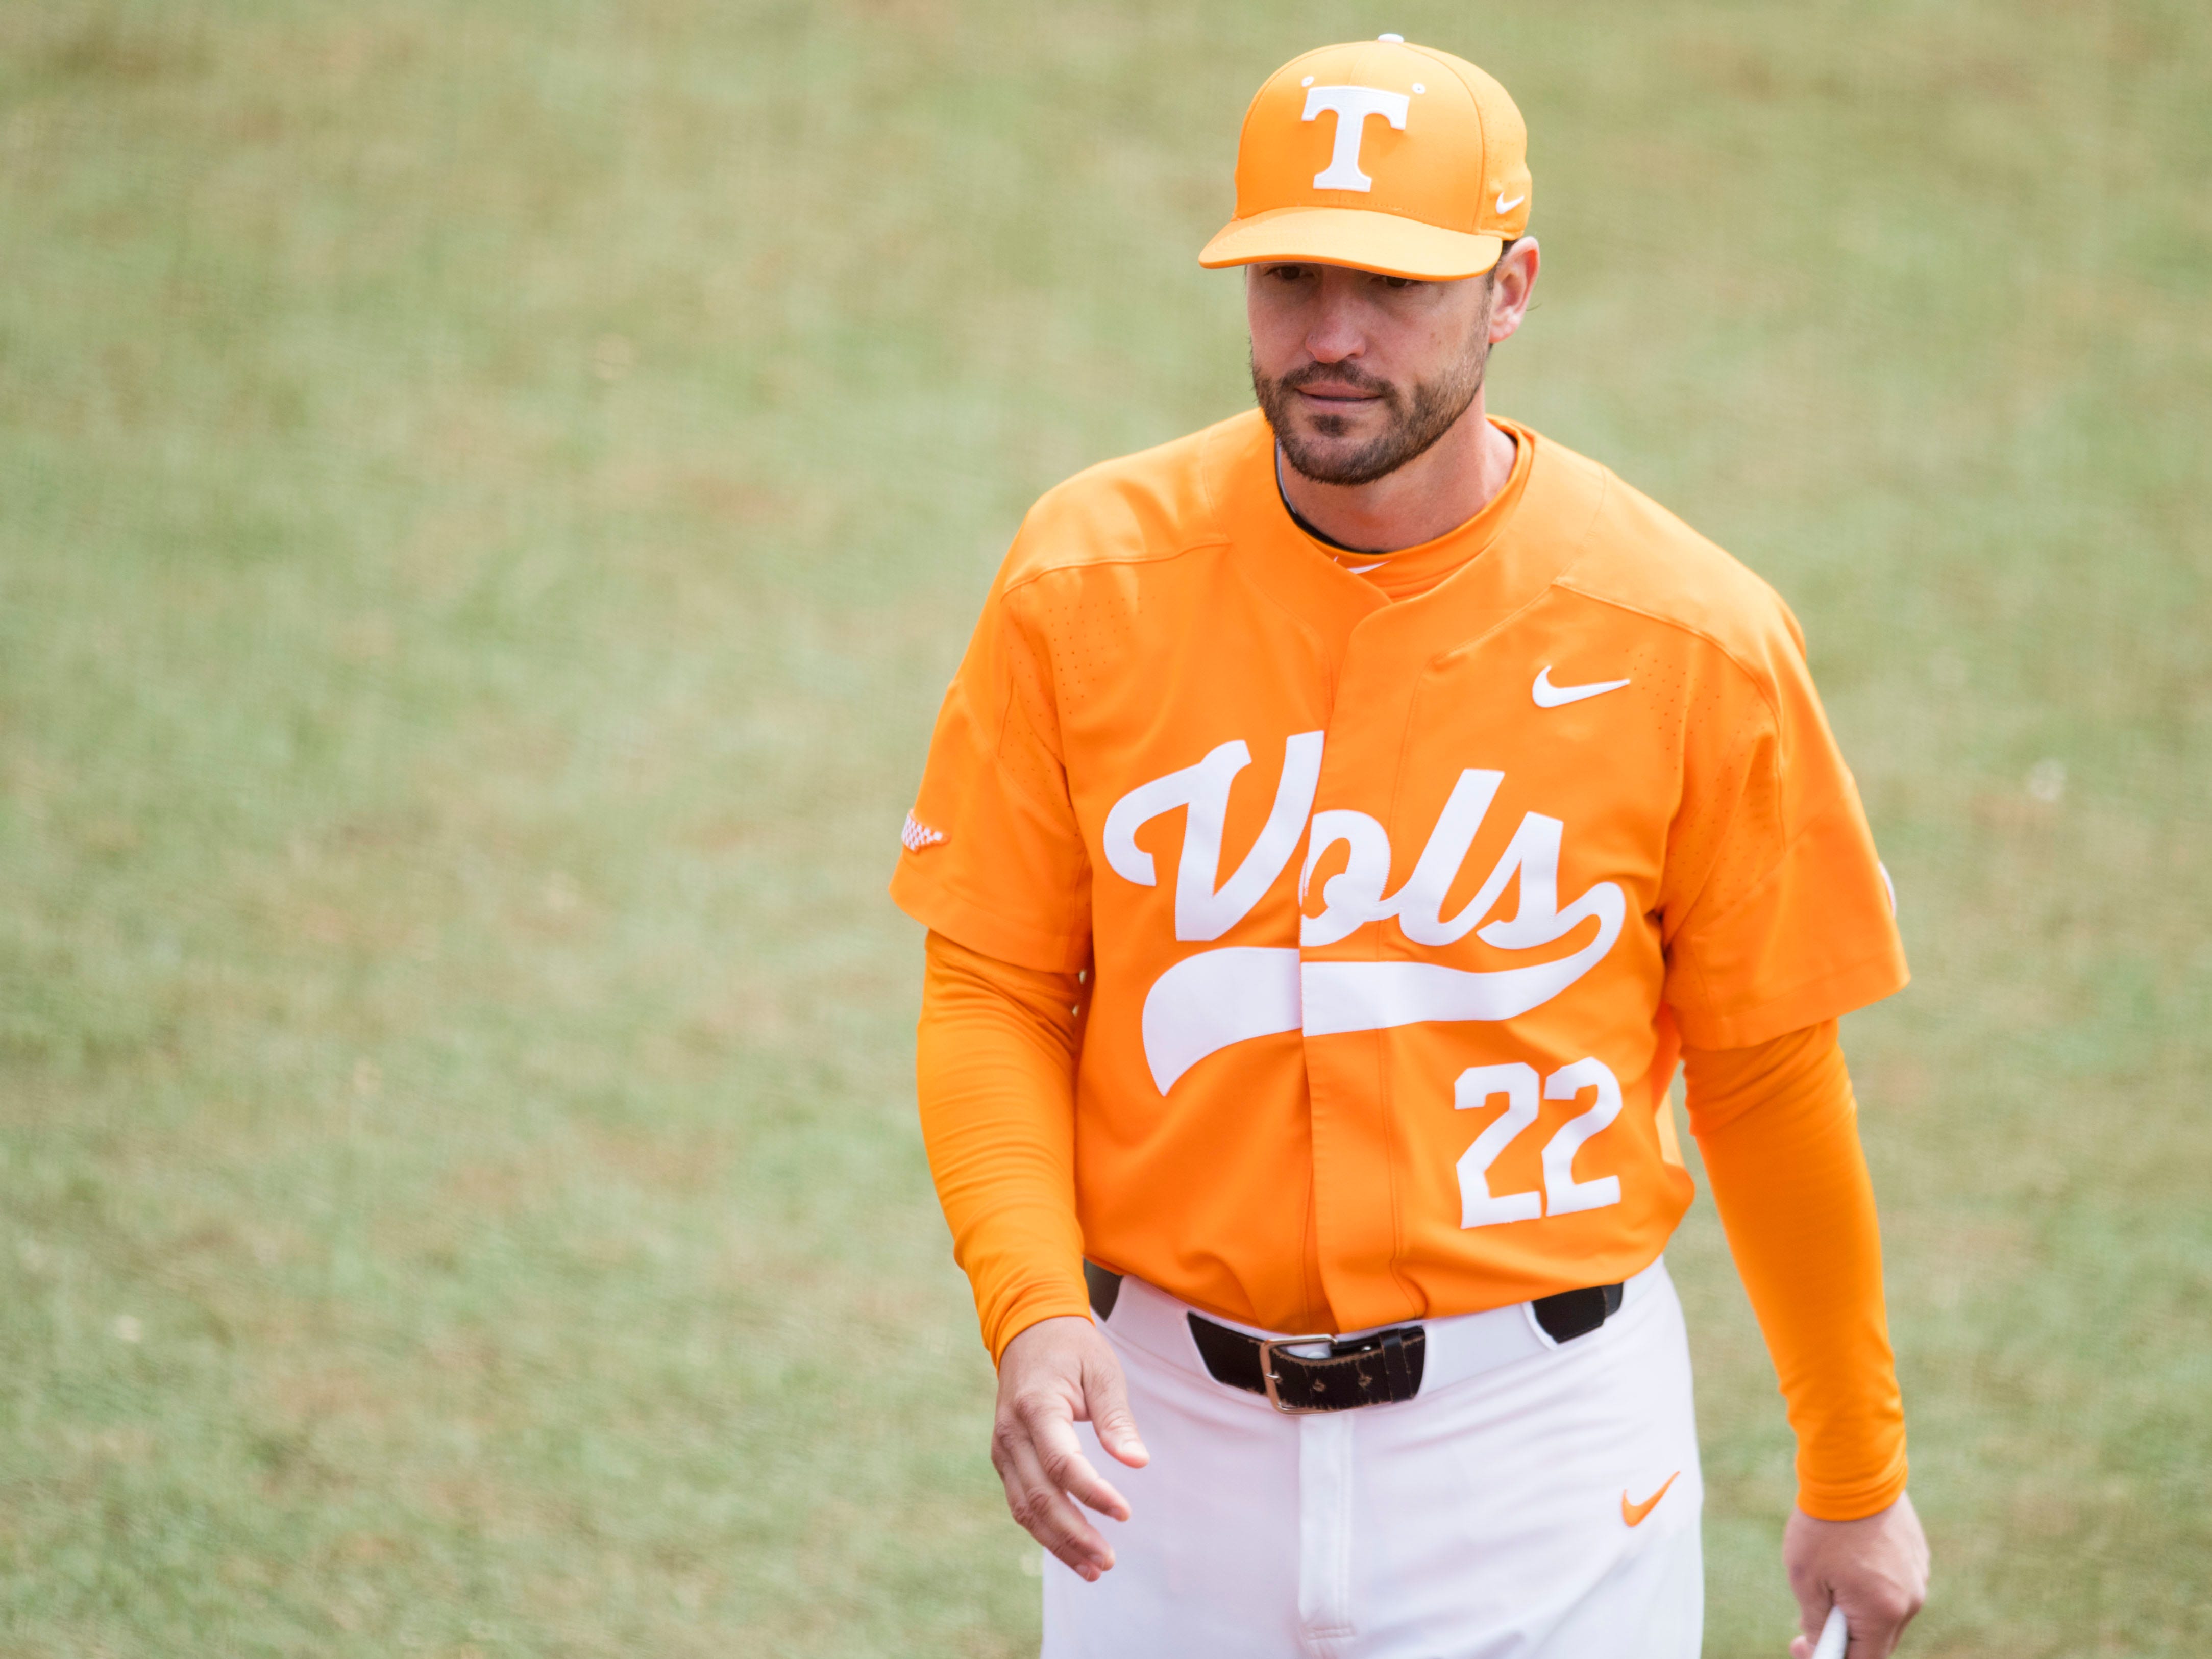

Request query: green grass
[{"left": 2, "top": 1, "right": 2207, "bottom": 1653}]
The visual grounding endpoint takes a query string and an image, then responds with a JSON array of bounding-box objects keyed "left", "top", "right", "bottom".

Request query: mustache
[{"left": 1276, "top": 360, "right": 1401, "bottom": 400}]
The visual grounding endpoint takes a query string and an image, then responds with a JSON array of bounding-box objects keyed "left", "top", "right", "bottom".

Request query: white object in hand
[{"left": 1811, "top": 1603, "right": 1849, "bottom": 1659}]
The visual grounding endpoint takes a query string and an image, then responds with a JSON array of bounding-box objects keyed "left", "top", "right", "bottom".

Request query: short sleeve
[
  {"left": 890, "top": 563, "right": 1093, "bottom": 974},
  {"left": 1659, "top": 604, "right": 1907, "bottom": 1050}
]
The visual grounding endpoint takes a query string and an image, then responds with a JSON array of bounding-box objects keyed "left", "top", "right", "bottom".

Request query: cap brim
[{"left": 1198, "top": 206, "right": 1502, "bottom": 281}]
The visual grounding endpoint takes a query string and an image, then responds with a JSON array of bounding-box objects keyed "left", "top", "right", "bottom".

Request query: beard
[{"left": 1252, "top": 336, "right": 1490, "bottom": 488}]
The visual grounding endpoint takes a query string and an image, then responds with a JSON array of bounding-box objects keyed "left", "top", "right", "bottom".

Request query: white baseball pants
[{"left": 1042, "top": 1259, "right": 1703, "bottom": 1659}]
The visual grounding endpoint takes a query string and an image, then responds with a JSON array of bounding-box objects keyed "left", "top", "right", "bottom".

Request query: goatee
[{"left": 1252, "top": 343, "right": 1489, "bottom": 488}]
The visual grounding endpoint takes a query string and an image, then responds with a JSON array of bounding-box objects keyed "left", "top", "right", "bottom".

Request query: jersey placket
[{"left": 1276, "top": 441, "right": 1607, "bottom": 1327}]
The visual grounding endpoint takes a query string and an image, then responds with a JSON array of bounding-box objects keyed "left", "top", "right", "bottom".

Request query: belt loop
[
  {"left": 1084, "top": 1261, "right": 1123, "bottom": 1322},
  {"left": 1531, "top": 1281, "right": 1627, "bottom": 1344},
  {"left": 1381, "top": 1328, "right": 1413, "bottom": 1399}
]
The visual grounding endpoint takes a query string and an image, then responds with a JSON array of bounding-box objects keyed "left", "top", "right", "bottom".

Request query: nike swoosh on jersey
[
  {"left": 1621, "top": 1472, "right": 1680, "bottom": 1527},
  {"left": 1532, "top": 666, "right": 1631, "bottom": 708}
]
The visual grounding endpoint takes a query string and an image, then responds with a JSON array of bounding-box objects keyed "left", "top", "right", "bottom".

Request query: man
[{"left": 894, "top": 36, "right": 1929, "bottom": 1659}]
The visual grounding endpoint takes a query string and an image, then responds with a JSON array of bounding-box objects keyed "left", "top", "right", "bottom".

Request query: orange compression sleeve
[
  {"left": 1686, "top": 1020, "right": 1909, "bottom": 1521},
  {"left": 916, "top": 930, "right": 1092, "bottom": 1362}
]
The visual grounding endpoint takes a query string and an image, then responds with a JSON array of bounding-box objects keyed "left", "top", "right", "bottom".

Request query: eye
[{"left": 1377, "top": 275, "right": 1418, "bottom": 291}]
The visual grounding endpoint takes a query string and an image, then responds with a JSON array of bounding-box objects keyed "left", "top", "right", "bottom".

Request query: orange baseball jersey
[{"left": 892, "top": 409, "right": 1907, "bottom": 1337}]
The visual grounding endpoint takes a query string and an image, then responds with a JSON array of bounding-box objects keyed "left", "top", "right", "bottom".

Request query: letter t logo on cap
[
  {"left": 1201, "top": 41, "right": 1530, "bottom": 279},
  {"left": 1301, "top": 84, "right": 1410, "bottom": 192}
]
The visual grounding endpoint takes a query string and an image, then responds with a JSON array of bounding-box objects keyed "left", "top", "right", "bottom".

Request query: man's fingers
[
  {"left": 1821, "top": 1586, "right": 1921, "bottom": 1659},
  {"left": 989, "top": 1320, "right": 1146, "bottom": 1579},
  {"left": 1842, "top": 1600, "right": 1918, "bottom": 1658},
  {"left": 1785, "top": 1573, "right": 1830, "bottom": 1655},
  {"left": 1033, "top": 1406, "right": 1133, "bottom": 1523},
  {"left": 995, "top": 1428, "right": 1114, "bottom": 1579},
  {"left": 1079, "top": 1347, "right": 1150, "bottom": 1469},
  {"left": 1848, "top": 1569, "right": 1928, "bottom": 1656}
]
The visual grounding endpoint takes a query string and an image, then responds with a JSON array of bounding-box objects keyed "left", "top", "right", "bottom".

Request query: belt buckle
[{"left": 1257, "top": 1334, "right": 1337, "bottom": 1414}]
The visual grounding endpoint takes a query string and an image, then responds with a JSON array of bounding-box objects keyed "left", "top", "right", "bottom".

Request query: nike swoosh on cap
[
  {"left": 1495, "top": 192, "right": 1525, "bottom": 212},
  {"left": 1531, "top": 666, "right": 1631, "bottom": 708}
]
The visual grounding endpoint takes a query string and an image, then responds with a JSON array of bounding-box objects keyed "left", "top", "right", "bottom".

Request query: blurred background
[{"left": 2, "top": 2, "right": 2206, "bottom": 1654}]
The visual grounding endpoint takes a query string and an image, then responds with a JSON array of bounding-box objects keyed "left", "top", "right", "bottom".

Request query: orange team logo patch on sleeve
[
  {"left": 901, "top": 810, "right": 947, "bottom": 853},
  {"left": 1621, "top": 1472, "right": 1679, "bottom": 1527}
]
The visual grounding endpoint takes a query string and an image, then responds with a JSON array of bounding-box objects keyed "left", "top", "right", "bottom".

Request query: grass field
[{"left": 2, "top": 2, "right": 2208, "bottom": 1654}]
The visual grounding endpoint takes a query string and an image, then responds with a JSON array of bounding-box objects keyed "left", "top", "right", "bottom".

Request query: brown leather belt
[{"left": 1084, "top": 1262, "right": 1625, "bottom": 1414}]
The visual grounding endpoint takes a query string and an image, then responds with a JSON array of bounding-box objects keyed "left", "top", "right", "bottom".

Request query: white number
[
  {"left": 1452, "top": 1056, "right": 1625, "bottom": 1228},
  {"left": 1541, "top": 1057, "right": 1625, "bottom": 1216},
  {"left": 1454, "top": 1064, "right": 1543, "bottom": 1227}
]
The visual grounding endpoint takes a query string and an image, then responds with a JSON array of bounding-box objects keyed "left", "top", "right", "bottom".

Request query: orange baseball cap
[{"left": 1199, "top": 36, "right": 1532, "bottom": 281}]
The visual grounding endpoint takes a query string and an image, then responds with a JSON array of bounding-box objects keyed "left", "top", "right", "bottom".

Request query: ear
[{"left": 1486, "top": 238, "right": 1540, "bottom": 345}]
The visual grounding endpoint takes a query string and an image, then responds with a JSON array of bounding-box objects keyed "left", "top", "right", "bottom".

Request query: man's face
[{"left": 1246, "top": 262, "right": 1498, "bottom": 487}]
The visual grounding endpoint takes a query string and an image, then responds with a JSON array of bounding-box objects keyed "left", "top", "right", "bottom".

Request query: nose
[{"left": 1303, "top": 272, "right": 1368, "bottom": 366}]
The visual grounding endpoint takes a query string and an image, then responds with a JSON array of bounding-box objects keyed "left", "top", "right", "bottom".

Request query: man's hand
[
  {"left": 991, "top": 1315, "right": 1150, "bottom": 1581},
  {"left": 1785, "top": 1492, "right": 1930, "bottom": 1657}
]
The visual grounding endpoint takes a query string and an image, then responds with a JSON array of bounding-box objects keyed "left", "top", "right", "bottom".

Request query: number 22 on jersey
[{"left": 1455, "top": 1058, "right": 1625, "bottom": 1229}]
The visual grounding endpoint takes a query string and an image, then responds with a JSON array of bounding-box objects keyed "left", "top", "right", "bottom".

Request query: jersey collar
[{"left": 1202, "top": 408, "right": 1611, "bottom": 657}]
